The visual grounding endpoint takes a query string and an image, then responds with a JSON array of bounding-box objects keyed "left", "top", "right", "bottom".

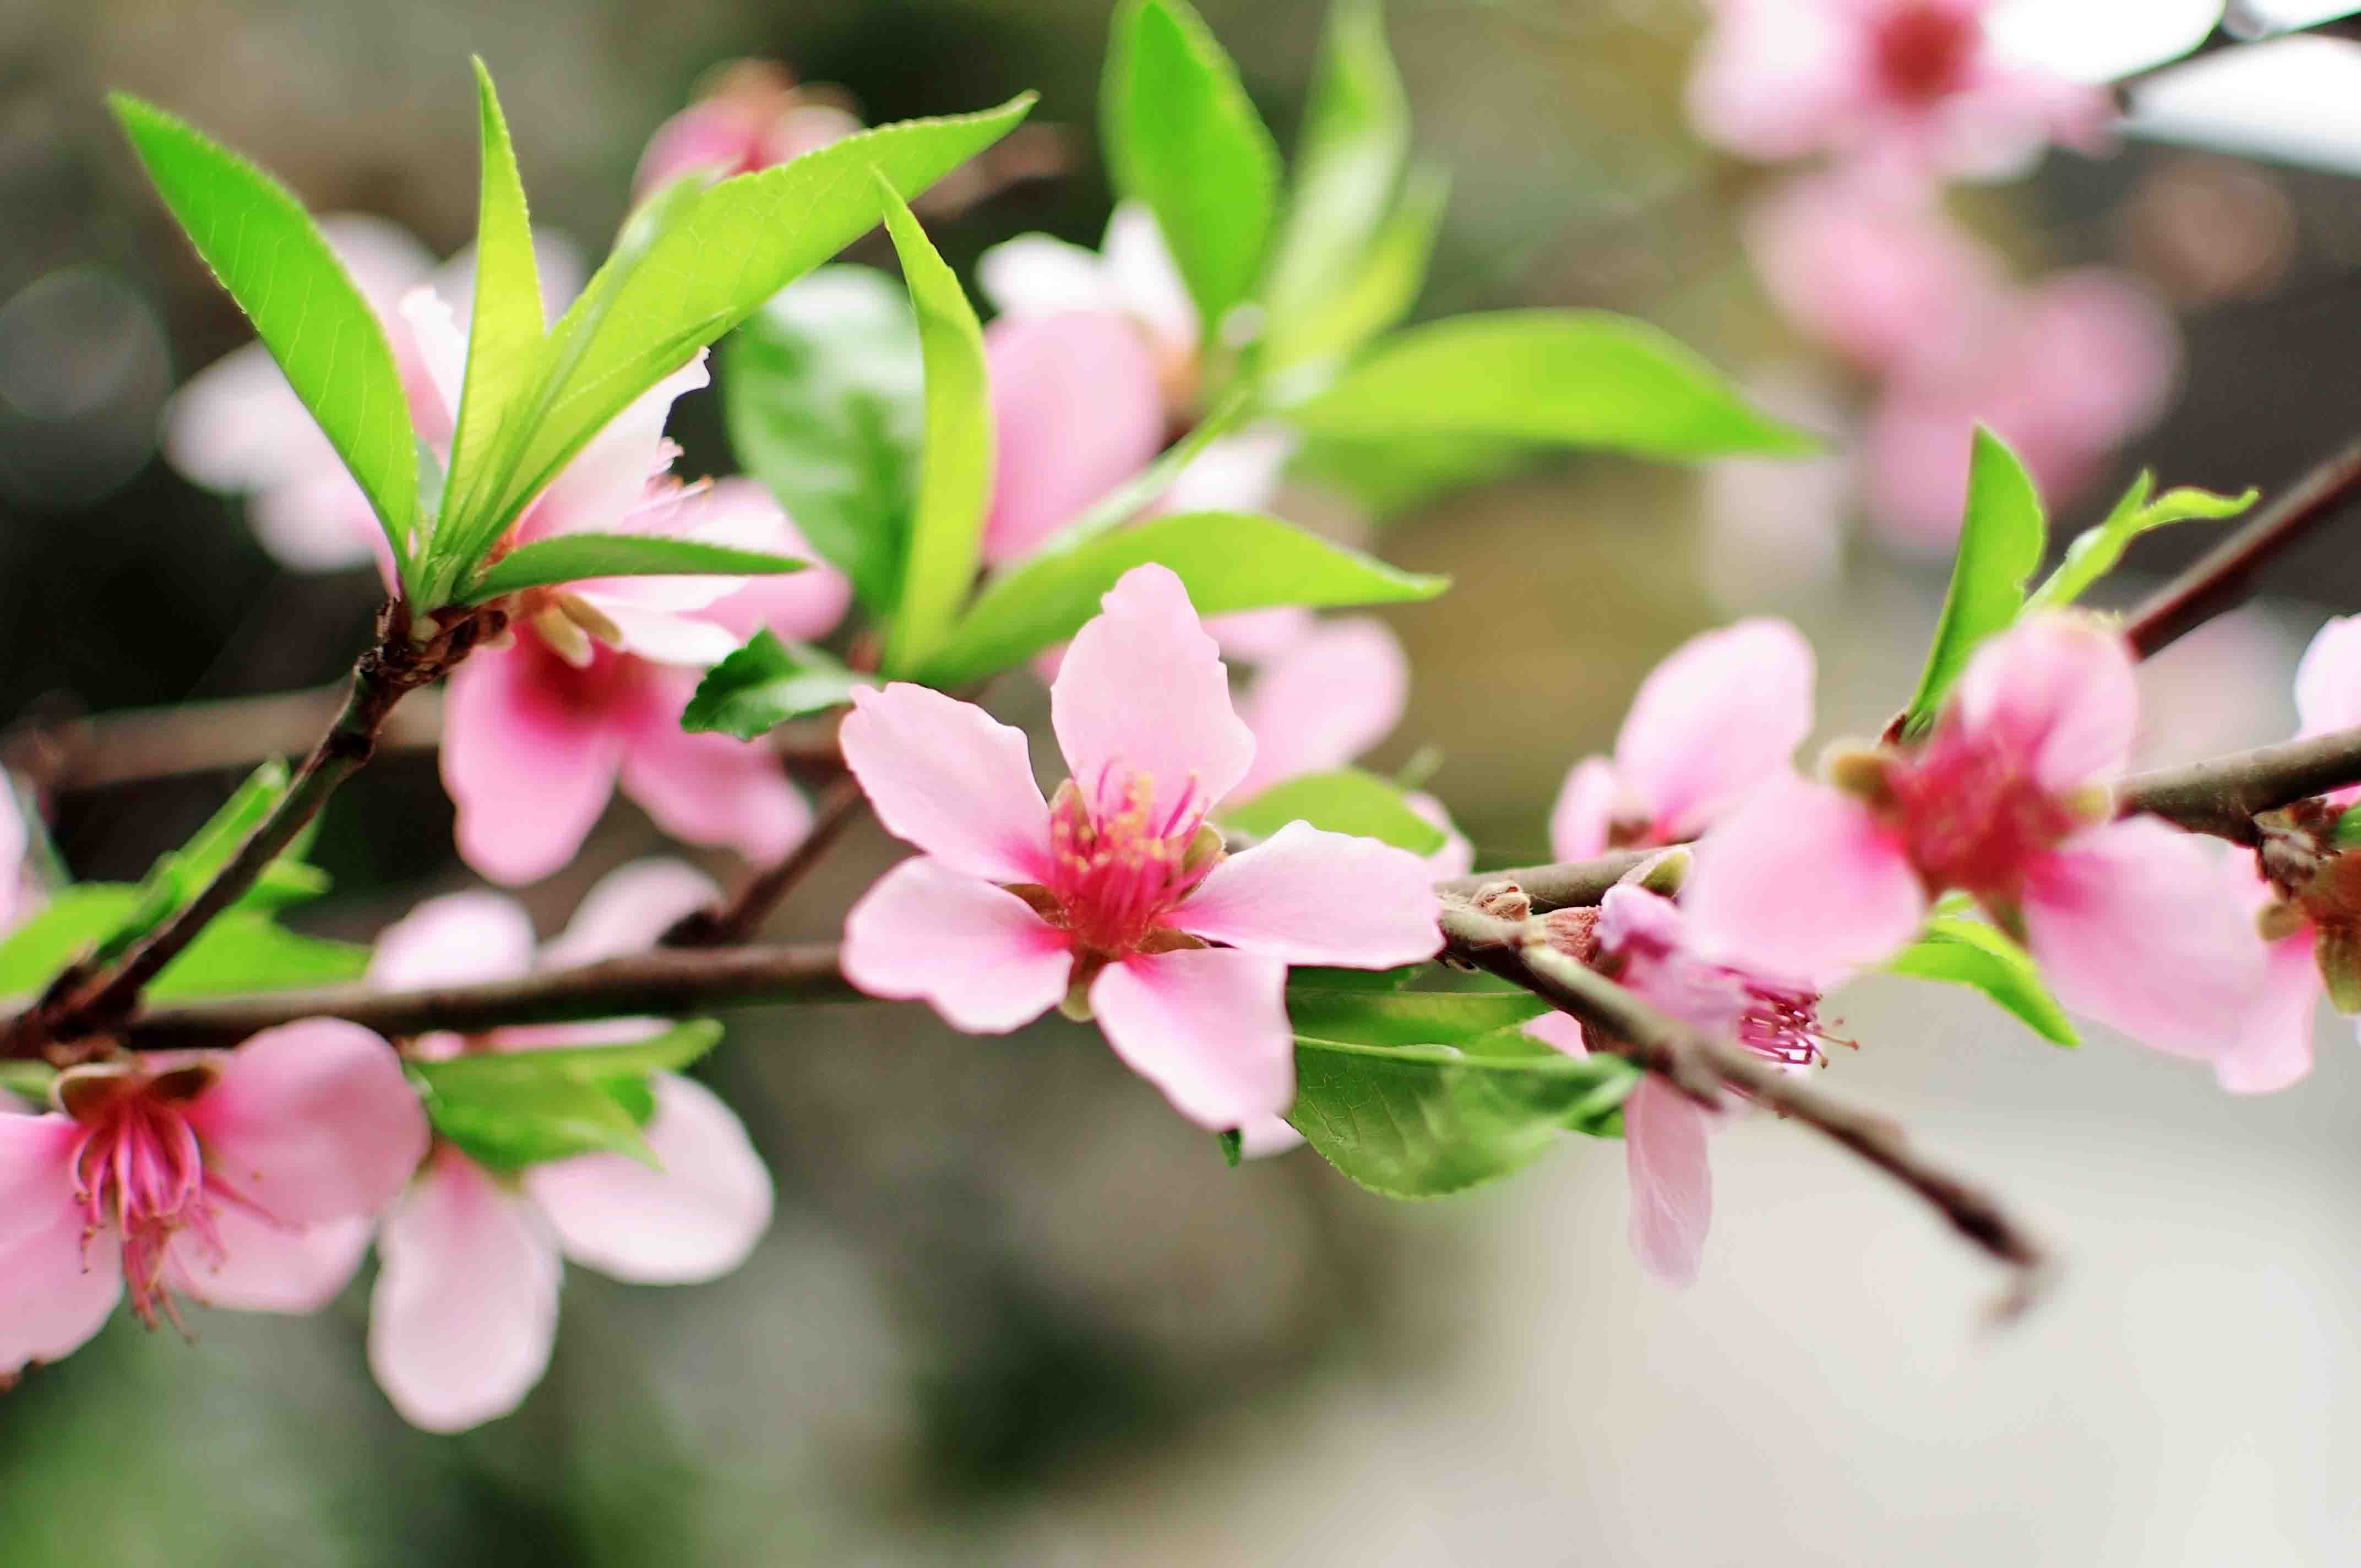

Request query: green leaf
[
  {"left": 1259, "top": 0, "right": 1410, "bottom": 351},
  {"left": 1021, "top": 386, "right": 1254, "bottom": 558},
  {"left": 1102, "top": 0, "right": 1281, "bottom": 337},
  {"left": 0, "top": 888, "right": 368, "bottom": 1001},
  {"left": 428, "top": 1019, "right": 726, "bottom": 1086},
  {"left": 441, "top": 59, "right": 547, "bottom": 552},
  {"left": 409, "top": 1021, "right": 725, "bottom": 1171},
  {"left": 439, "top": 96, "right": 1036, "bottom": 590},
  {"left": 1286, "top": 982, "right": 1549, "bottom": 1046},
  {"left": 1902, "top": 427, "right": 2048, "bottom": 734},
  {"left": 1887, "top": 914, "right": 2078, "bottom": 1047},
  {"left": 916, "top": 510, "right": 1446, "bottom": 685},
  {"left": 1222, "top": 767, "right": 1448, "bottom": 854},
  {"left": 1288, "top": 1032, "right": 1639, "bottom": 1197},
  {"left": 1288, "top": 309, "right": 1815, "bottom": 458},
  {"left": 110, "top": 95, "right": 417, "bottom": 581},
  {"left": 82, "top": 761, "right": 324, "bottom": 965},
  {"left": 1267, "top": 160, "right": 1449, "bottom": 371},
  {"left": 2026, "top": 472, "right": 2259, "bottom": 613},
  {"left": 722, "top": 266, "right": 924, "bottom": 615},
  {"left": 1216, "top": 1129, "right": 1243, "bottom": 1167},
  {"left": 681, "top": 630, "right": 867, "bottom": 739},
  {"left": 463, "top": 533, "right": 806, "bottom": 602},
  {"left": 2334, "top": 805, "right": 2361, "bottom": 849},
  {"left": 876, "top": 179, "right": 994, "bottom": 676}
]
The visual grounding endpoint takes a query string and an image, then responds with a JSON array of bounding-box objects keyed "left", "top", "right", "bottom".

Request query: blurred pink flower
[
  {"left": 840, "top": 564, "right": 1442, "bottom": 1129},
  {"left": 632, "top": 62, "right": 862, "bottom": 199},
  {"left": 981, "top": 310, "right": 1166, "bottom": 566},
  {"left": 1, "top": 1021, "right": 426, "bottom": 1376},
  {"left": 1550, "top": 618, "right": 1816, "bottom": 861},
  {"left": 1527, "top": 883, "right": 1832, "bottom": 1284},
  {"left": 163, "top": 218, "right": 582, "bottom": 572},
  {"left": 1684, "top": 614, "right": 2262, "bottom": 1052},
  {"left": 363, "top": 862, "right": 775, "bottom": 1433},
  {"left": 1687, "top": 0, "right": 2112, "bottom": 185}
]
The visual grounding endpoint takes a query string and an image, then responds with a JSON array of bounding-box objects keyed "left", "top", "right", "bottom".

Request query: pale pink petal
[
  {"left": 0, "top": 1201, "right": 123, "bottom": 1375},
  {"left": 633, "top": 102, "right": 764, "bottom": 198},
  {"left": 1548, "top": 756, "right": 1623, "bottom": 862},
  {"left": 701, "top": 502, "right": 855, "bottom": 644},
  {"left": 1236, "top": 1117, "right": 1307, "bottom": 1158},
  {"left": 1233, "top": 618, "right": 1409, "bottom": 798},
  {"left": 368, "top": 891, "right": 537, "bottom": 990},
  {"left": 840, "top": 683, "right": 1053, "bottom": 883},
  {"left": 586, "top": 601, "right": 743, "bottom": 667},
  {"left": 2219, "top": 935, "right": 2320, "bottom": 1095},
  {"left": 248, "top": 466, "right": 388, "bottom": 574},
  {"left": 1525, "top": 1009, "right": 1589, "bottom": 1057},
  {"left": 765, "top": 102, "right": 863, "bottom": 162},
  {"left": 619, "top": 704, "right": 811, "bottom": 866},
  {"left": 541, "top": 859, "right": 720, "bottom": 969},
  {"left": 1682, "top": 774, "right": 1925, "bottom": 989},
  {"left": 368, "top": 1150, "right": 563, "bottom": 1434},
  {"left": 2010, "top": 273, "right": 2178, "bottom": 453},
  {"left": 1950, "top": 613, "right": 2139, "bottom": 791},
  {"left": 977, "top": 233, "right": 1122, "bottom": 319},
  {"left": 0, "top": 1112, "right": 80, "bottom": 1253},
  {"left": 573, "top": 477, "right": 795, "bottom": 616},
  {"left": 1052, "top": 563, "right": 1255, "bottom": 810},
  {"left": 2294, "top": 615, "right": 2361, "bottom": 738},
  {"left": 1101, "top": 203, "right": 1199, "bottom": 353},
  {"left": 1685, "top": 0, "right": 1865, "bottom": 165},
  {"left": 396, "top": 286, "right": 465, "bottom": 437},
  {"left": 1205, "top": 606, "right": 1315, "bottom": 663},
  {"left": 1, "top": 792, "right": 31, "bottom": 937},
  {"left": 163, "top": 341, "right": 338, "bottom": 492},
  {"left": 1173, "top": 820, "right": 1441, "bottom": 968},
  {"left": 1408, "top": 791, "right": 1477, "bottom": 879},
  {"left": 841, "top": 857, "right": 1072, "bottom": 1032},
  {"left": 317, "top": 213, "right": 439, "bottom": 311},
  {"left": 1614, "top": 618, "right": 1815, "bottom": 841},
  {"left": 440, "top": 642, "right": 628, "bottom": 887},
  {"left": 186, "top": 1020, "right": 428, "bottom": 1226},
  {"left": 1623, "top": 1075, "right": 1713, "bottom": 1287},
  {"left": 979, "top": 310, "right": 1165, "bottom": 564},
  {"left": 524, "top": 355, "right": 710, "bottom": 540},
  {"left": 1089, "top": 948, "right": 1293, "bottom": 1129},
  {"left": 525, "top": 1075, "right": 772, "bottom": 1283},
  {"left": 2020, "top": 817, "right": 2264, "bottom": 1061},
  {"left": 167, "top": 1211, "right": 373, "bottom": 1315},
  {"left": 1158, "top": 428, "right": 1296, "bottom": 516}
]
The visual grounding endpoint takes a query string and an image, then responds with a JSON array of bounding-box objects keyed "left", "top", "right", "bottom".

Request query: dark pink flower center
[
  {"left": 514, "top": 623, "right": 650, "bottom": 720},
  {"left": 1873, "top": 3, "right": 1979, "bottom": 105},
  {"left": 1041, "top": 770, "right": 1218, "bottom": 958},
  {"left": 1881, "top": 723, "right": 2084, "bottom": 905}
]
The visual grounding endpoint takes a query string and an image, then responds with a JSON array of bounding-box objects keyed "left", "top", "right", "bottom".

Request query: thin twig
[
  {"left": 1433, "top": 850, "right": 1660, "bottom": 913},
  {"left": 664, "top": 775, "right": 870, "bottom": 947},
  {"left": 2116, "top": 723, "right": 2361, "bottom": 843}
]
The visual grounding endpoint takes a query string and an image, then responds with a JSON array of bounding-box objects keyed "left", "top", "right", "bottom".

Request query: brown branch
[
  {"left": 2121, "top": 437, "right": 2361, "bottom": 660},
  {"left": 93, "top": 941, "right": 857, "bottom": 1052},
  {"left": 1434, "top": 849, "right": 1661, "bottom": 913},
  {"left": 663, "top": 775, "right": 870, "bottom": 947},
  {"left": 1440, "top": 901, "right": 2052, "bottom": 1319},
  {"left": 2116, "top": 723, "right": 2361, "bottom": 843}
]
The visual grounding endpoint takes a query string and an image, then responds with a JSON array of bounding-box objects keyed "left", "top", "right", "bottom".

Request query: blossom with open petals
[
  {"left": 1, "top": 1022, "right": 426, "bottom": 1376},
  {"left": 632, "top": 61, "right": 861, "bottom": 200},
  {"left": 1683, "top": 614, "right": 2261, "bottom": 1053},
  {"left": 1550, "top": 619, "right": 1815, "bottom": 862},
  {"left": 363, "top": 861, "right": 774, "bottom": 1433},
  {"left": 840, "top": 564, "right": 1442, "bottom": 1129}
]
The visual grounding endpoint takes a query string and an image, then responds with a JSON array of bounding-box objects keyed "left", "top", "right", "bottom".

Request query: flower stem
[{"left": 663, "top": 775, "right": 872, "bottom": 947}]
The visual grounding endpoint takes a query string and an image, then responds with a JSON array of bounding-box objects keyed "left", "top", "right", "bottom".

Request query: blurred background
[{"left": 5, "top": 0, "right": 2361, "bottom": 1561}]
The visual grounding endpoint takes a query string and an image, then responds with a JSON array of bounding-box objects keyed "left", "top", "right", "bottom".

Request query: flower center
[
  {"left": 1883, "top": 727, "right": 2087, "bottom": 905},
  {"left": 1873, "top": 3, "right": 1978, "bottom": 105},
  {"left": 1038, "top": 770, "right": 1221, "bottom": 958}
]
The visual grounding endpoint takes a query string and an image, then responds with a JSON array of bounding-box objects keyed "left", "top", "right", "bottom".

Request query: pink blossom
[
  {"left": 362, "top": 861, "right": 775, "bottom": 1432},
  {"left": 980, "top": 310, "right": 1166, "bottom": 566},
  {"left": 1528, "top": 883, "right": 1834, "bottom": 1284},
  {"left": 840, "top": 564, "right": 1442, "bottom": 1129},
  {"left": 1549, "top": 619, "right": 1816, "bottom": 861},
  {"left": 1, "top": 1021, "right": 427, "bottom": 1376},
  {"left": 1683, "top": 614, "right": 2262, "bottom": 1054},
  {"left": 1686, "top": 0, "right": 2112, "bottom": 186},
  {"left": 633, "top": 62, "right": 861, "bottom": 200}
]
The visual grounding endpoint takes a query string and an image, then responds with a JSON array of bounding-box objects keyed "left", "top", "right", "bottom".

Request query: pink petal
[
  {"left": 317, "top": 213, "right": 440, "bottom": 311},
  {"left": 1614, "top": 617, "right": 1816, "bottom": 842},
  {"left": 573, "top": 477, "right": 796, "bottom": 618},
  {"left": 1235, "top": 1117, "right": 1307, "bottom": 1158},
  {"left": 1233, "top": 618, "right": 1409, "bottom": 798},
  {"left": 396, "top": 286, "right": 466, "bottom": 438},
  {"left": 2219, "top": 934, "right": 2321, "bottom": 1096},
  {"left": 2294, "top": 615, "right": 2361, "bottom": 739},
  {"left": 167, "top": 1210, "right": 373, "bottom": 1315},
  {"left": 1204, "top": 606, "right": 1315, "bottom": 663},
  {"left": 440, "top": 642, "right": 629, "bottom": 888},
  {"left": 1174, "top": 821, "right": 1442, "bottom": 968},
  {"left": 523, "top": 354, "right": 710, "bottom": 542},
  {"left": 368, "top": 890, "right": 537, "bottom": 990},
  {"left": 840, "top": 683, "right": 1053, "bottom": 883},
  {"left": 2020, "top": 817, "right": 2264, "bottom": 1061},
  {"left": 1951, "top": 614, "right": 2139, "bottom": 792},
  {"left": 841, "top": 857, "right": 1072, "bottom": 1032},
  {"left": 1548, "top": 756, "right": 1623, "bottom": 862},
  {"left": 1684, "top": 0, "right": 1865, "bottom": 165},
  {"left": 633, "top": 101, "right": 765, "bottom": 198},
  {"left": 618, "top": 679, "right": 812, "bottom": 865},
  {"left": 164, "top": 340, "right": 338, "bottom": 493},
  {"left": 1623, "top": 1074, "right": 1713, "bottom": 1287},
  {"left": 1158, "top": 428, "right": 1295, "bottom": 516},
  {"left": 978, "top": 310, "right": 1165, "bottom": 565},
  {"left": 186, "top": 1020, "right": 429, "bottom": 1226},
  {"left": 0, "top": 1112, "right": 80, "bottom": 1254},
  {"left": 976, "top": 233, "right": 1123, "bottom": 320},
  {"left": 0, "top": 1198, "right": 123, "bottom": 1376},
  {"left": 1408, "top": 791, "right": 1477, "bottom": 879},
  {"left": 1682, "top": 774, "right": 1925, "bottom": 989},
  {"left": 541, "top": 859, "right": 721, "bottom": 969},
  {"left": 1101, "top": 203, "right": 1199, "bottom": 353},
  {"left": 1052, "top": 563, "right": 1255, "bottom": 812},
  {"left": 249, "top": 465, "right": 388, "bottom": 575},
  {"left": 525, "top": 1074, "right": 773, "bottom": 1283},
  {"left": 1089, "top": 948, "right": 1293, "bottom": 1129},
  {"left": 367, "top": 1150, "right": 563, "bottom": 1434},
  {"left": 701, "top": 499, "right": 855, "bottom": 645},
  {"left": 581, "top": 601, "right": 742, "bottom": 668},
  {"left": 1525, "top": 1009, "right": 1588, "bottom": 1057}
]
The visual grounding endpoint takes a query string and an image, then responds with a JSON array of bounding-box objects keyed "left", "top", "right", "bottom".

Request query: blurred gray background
[{"left": 4, "top": 0, "right": 2359, "bottom": 1562}]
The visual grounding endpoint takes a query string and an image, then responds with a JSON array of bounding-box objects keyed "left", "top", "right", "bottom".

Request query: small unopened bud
[
  {"left": 1823, "top": 743, "right": 1896, "bottom": 807},
  {"left": 2257, "top": 898, "right": 2308, "bottom": 944},
  {"left": 1622, "top": 846, "right": 1691, "bottom": 898},
  {"left": 2317, "top": 924, "right": 2361, "bottom": 1015},
  {"left": 1469, "top": 880, "right": 1531, "bottom": 921},
  {"left": 1180, "top": 823, "right": 1226, "bottom": 878}
]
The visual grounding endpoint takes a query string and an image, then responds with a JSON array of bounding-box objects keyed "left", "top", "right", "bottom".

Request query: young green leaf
[
  {"left": 1266, "top": 160, "right": 1449, "bottom": 371},
  {"left": 681, "top": 631, "right": 867, "bottom": 739},
  {"left": 1886, "top": 914, "right": 2078, "bottom": 1047},
  {"left": 1102, "top": 0, "right": 1281, "bottom": 337},
  {"left": 1288, "top": 427, "right": 1535, "bottom": 520},
  {"left": 1901, "top": 427, "right": 2047, "bottom": 734},
  {"left": 424, "top": 1020, "right": 726, "bottom": 1087},
  {"left": 1286, "top": 982, "right": 1550, "bottom": 1047},
  {"left": 912, "top": 510, "right": 1446, "bottom": 686},
  {"left": 1288, "top": 309, "right": 1816, "bottom": 458},
  {"left": 722, "top": 266, "right": 924, "bottom": 614},
  {"left": 111, "top": 95, "right": 418, "bottom": 582},
  {"left": 1221, "top": 767, "right": 1449, "bottom": 855},
  {"left": 1259, "top": 0, "right": 1411, "bottom": 344},
  {"left": 408, "top": 1021, "right": 725, "bottom": 1170},
  {"left": 1216, "top": 1129, "right": 1244, "bottom": 1167},
  {"left": 461, "top": 534, "right": 806, "bottom": 602},
  {"left": 2026, "top": 473, "right": 2259, "bottom": 613},
  {"left": 2335, "top": 804, "right": 2361, "bottom": 849},
  {"left": 876, "top": 179, "right": 994, "bottom": 677},
  {"left": 1289, "top": 1032, "right": 1639, "bottom": 1197},
  {"left": 0, "top": 888, "right": 368, "bottom": 1000}
]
